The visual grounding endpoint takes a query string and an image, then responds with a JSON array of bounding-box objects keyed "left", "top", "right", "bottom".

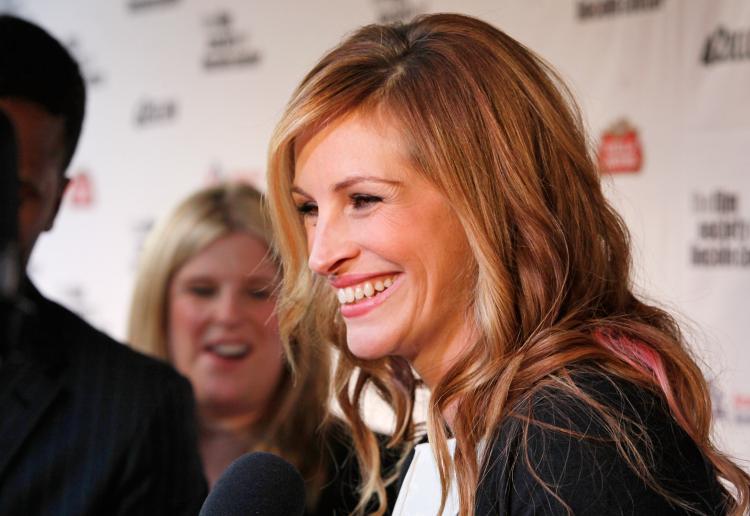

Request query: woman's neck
[
  {"left": 412, "top": 316, "right": 479, "bottom": 427},
  {"left": 199, "top": 412, "right": 263, "bottom": 488},
  {"left": 413, "top": 301, "right": 478, "bottom": 381}
]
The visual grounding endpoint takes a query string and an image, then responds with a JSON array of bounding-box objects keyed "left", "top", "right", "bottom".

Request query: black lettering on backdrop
[
  {"left": 691, "top": 190, "right": 750, "bottom": 267},
  {"left": 203, "top": 11, "right": 261, "bottom": 70},
  {"left": 128, "top": 0, "right": 179, "bottom": 11},
  {"left": 702, "top": 25, "right": 750, "bottom": 65},
  {"left": 134, "top": 99, "right": 178, "bottom": 127},
  {"left": 577, "top": 0, "right": 662, "bottom": 20}
]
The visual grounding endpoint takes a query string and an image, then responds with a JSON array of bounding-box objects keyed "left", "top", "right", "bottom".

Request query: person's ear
[{"left": 44, "top": 175, "right": 71, "bottom": 231}]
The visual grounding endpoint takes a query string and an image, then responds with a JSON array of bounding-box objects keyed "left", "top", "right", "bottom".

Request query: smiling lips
[
  {"left": 205, "top": 342, "right": 250, "bottom": 359},
  {"left": 336, "top": 275, "right": 396, "bottom": 305}
]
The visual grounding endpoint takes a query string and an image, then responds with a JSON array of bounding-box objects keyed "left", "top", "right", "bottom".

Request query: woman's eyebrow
[
  {"left": 290, "top": 185, "right": 311, "bottom": 197},
  {"left": 331, "top": 175, "right": 402, "bottom": 192},
  {"left": 292, "top": 176, "right": 402, "bottom": 197}
]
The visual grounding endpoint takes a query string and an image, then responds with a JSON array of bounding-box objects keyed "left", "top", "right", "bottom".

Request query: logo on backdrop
[
  {"left": 203, "top": 11, "right": 261, "bottom": 71},
  {"left": 134, "top": 98, "right": 178, "bottom": 127},
  {"left": 711, "top": 384, "right": 750, "bottom": 425},
  {"left": 597, "top": 119, "right": 643, "bottom": 174},
  {"left": 734, "top": 394, "right": 750, "bottom": 424},
  {"left": 65, "top": 37, "right": 105, "bottom": 87},
  {"left": 372, "top": 0, "right": 427, "bottom": 24},
  {"left": 691, "top": 190, "right": 750, "bottom": 267},
  {"left": 66, "top": 171, "right": 96, "bottom": 208},
  {"left": 128, "top": 0, "right": 180, "bottom": 11},
  {"left": 577, "top": 0, "right": 663, "bottom": 20},
  {"left": 702, "top": 25, "right": 750, "bottom": 66}
]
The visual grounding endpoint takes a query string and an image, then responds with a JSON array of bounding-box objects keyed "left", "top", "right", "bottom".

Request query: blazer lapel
[
  {"left": 0, "top": 283, "right": 67, "bottom": 479},
  {"left": 0, "top": 345, "right": 65, "bottom": 477}
]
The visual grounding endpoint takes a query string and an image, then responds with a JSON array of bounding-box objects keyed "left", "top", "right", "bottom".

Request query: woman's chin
[
  {"left": 198, "top": 391, "right": 254, "bottom": 416},
  {"left": 346, "top": 334, "right": 396, "bottom": 361}
]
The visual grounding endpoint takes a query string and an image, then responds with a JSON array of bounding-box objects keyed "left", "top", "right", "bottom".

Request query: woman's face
[
  {"left": 292, "top": 112, "right": 475, "bottom": 383},
  {"left": 168, "top": 232, "right": 285, "bottom": 421}
]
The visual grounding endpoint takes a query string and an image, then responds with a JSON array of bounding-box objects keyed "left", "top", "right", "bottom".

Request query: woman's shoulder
[
  {"left": 527, "top": 367, "right": 664, "bottom": 432},
  {"left": 477, "top": 367, "right": 728, "bottom": 515}
]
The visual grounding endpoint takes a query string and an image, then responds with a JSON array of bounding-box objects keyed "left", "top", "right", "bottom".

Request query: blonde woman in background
[
  {"left": 128, "top": 183, "right": 388, "bottom": 514},
  {"left": 266, "top": 13, "right": 750, "bottom": 516}
]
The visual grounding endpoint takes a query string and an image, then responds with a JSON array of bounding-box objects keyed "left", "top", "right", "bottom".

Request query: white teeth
[
  {"left": 211, "top": 343, "right": 248, "bottom": 358},
  {"left": 337, "top": 277, "right": 395, "bottom": 305}
]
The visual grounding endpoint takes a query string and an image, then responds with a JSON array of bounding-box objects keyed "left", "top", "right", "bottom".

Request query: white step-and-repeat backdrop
[{"left": 7, "top": 0, "right": 749, "bottom": 466}]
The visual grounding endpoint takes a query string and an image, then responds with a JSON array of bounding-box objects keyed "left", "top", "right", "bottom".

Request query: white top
[{"left": 392, "top": 438, "right": 459, "bottom": 516}]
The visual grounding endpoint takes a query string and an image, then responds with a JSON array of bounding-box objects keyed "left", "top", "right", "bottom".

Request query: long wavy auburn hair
[
  {"left": 266, "top": 13, "right": 750, "bottom": 515},
  {"left": 128, "top": 183, "right": 334, "bottom": 509}
]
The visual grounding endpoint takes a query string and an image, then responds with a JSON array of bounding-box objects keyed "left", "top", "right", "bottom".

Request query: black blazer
[
  {"left": 312, "top": 427, "right": 401, "bottom": 515},
  {"left": 395, "top": 369, "right": 728, "bottom": 515},
  {"left": 0, "top": 281, "right": 207, "bottom": 515},
  {"left": 475, "top": 370, "right": 728, "bottom": 515}
]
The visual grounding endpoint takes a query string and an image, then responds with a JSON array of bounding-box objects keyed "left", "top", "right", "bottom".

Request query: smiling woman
[
  {"left": 166, "top": 231, "right": 283, "bottom": 424},
  {"left": 266, "top": 12, "right": 750, "bottom": 516},
  {"left": 127, "top": 183, "right": 381, "bottom": 514}
]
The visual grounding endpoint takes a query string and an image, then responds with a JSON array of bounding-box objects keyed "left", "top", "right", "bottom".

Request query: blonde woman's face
[
  {"left": 167, "top": 232, "right": 284, "bottom": 420},
  {"left": 292, "top": 113, "right": 475, "bottom": 385}
]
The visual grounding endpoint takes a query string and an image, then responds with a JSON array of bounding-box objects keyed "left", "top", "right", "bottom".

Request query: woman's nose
[
  {"left": 307, "top": 212, "right": 358, "bottom": 276},
  {"left": 214, "top": 291, "right": 244, "bottom": 325}
]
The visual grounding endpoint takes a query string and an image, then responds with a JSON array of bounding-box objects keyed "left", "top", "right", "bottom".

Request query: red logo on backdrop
[
  {"left": 66, "top": 171, "right": 95, "bottom": 208},
  {"left": 734, "top": 393, "right": 750, "bottom": 424},
  {"left": 597, "top": 119, "right": 643, "bottom": 174}
]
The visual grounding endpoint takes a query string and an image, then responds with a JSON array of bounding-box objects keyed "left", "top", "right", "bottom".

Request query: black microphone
[
  {"left": 199, "top": 452, "right": 306, "bottom": 516},
  {"left": 0, "top": 108, "right": 19, "bottom": 304}
]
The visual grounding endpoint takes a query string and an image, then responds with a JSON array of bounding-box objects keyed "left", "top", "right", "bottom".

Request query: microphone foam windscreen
[{"left": 199, "top": 452, "right": 306, "bottom": 516}]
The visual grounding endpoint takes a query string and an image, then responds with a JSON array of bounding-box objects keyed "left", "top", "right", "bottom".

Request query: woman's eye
[
  {"left": 187, "top": 285, "right": 216, "bottom": 297},
  {"left": 246, "top": 288, "right": 273, "bottom": 301},
  {"left": 351, "top": 194, "right": 382, "bottom": 210},
  {"left": 295, "top": 201, "right": 318, "bottom": 218}
]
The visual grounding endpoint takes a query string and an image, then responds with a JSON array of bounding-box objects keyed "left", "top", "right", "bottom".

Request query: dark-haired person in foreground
[{"left": 0, "top": 15, "right": 207, "bottom": 515}]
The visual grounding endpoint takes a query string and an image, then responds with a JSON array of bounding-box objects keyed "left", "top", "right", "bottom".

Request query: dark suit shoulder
[
  {"left": 33, "top": 290, "right": 188, "bottom": 391},
  {"left": 1, "top": 286, "right": 207, "bottom": 516}
]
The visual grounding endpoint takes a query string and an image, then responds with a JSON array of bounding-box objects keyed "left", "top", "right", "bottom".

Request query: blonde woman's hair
[
  {"left": 266, "top": 13, "right": 750, "bottom": 516},
  {"left": 128, "top": 182, "right": 333, "bottom": 509}
]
